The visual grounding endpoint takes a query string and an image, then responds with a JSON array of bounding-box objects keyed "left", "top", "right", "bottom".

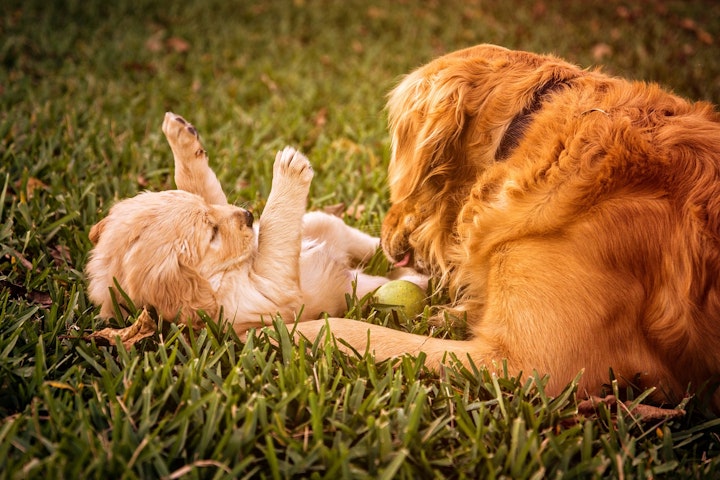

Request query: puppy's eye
[{"left": 210, "top": 225, "right": 219, "bottom": 241}]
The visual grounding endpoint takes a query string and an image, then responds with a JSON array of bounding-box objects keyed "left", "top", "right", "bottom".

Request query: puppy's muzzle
[{"left": 237, "top": 210, "right": 254, "bottom": 228}]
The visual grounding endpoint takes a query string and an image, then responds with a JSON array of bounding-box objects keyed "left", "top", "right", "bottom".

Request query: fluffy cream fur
[
  {"left": 292, "top": 44, "right": 720, "bottom": 408},
  {"left": 86, "top": 113, "right": 395, "bottom": 332}
]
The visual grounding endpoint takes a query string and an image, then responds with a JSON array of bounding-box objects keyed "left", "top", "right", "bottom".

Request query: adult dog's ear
[
  {"left": 387, "top": 57, "right": 493, "bottom": 205},
  {"left": 89, "top": 218, "right": 107, "bottom": 245},
  {"left": 387, "top": 49, "right": 580, "bottom": 201}
]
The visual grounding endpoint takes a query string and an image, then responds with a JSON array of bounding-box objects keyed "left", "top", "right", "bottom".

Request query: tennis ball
[{"left": 372, "top": 280, "right": 426, "bottom": 319}]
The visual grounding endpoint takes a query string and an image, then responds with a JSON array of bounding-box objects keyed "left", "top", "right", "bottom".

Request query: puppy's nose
[{"left": 238, "top": 209, "right": 253, "bottom": 228}]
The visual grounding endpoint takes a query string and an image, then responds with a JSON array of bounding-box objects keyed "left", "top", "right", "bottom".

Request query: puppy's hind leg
[
  {"left": 162, "top": 112, "right": 227, "bottom": 205},
  {"left": 302, "top": 211, "right": 380, "bottom": 264},
  {"left": 302, "top": 211, "right": 430, "bottom": 292}
]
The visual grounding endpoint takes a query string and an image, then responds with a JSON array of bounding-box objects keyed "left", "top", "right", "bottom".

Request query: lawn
[{"left": 2, "top": 0, "right": 720, "bottom": 478}]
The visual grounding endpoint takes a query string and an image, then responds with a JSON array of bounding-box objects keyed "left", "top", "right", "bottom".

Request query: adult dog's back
[{"left": 299, "top": 45, "right": 720, "bottom": 407}]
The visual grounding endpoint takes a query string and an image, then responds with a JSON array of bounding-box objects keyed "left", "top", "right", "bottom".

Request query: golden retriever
[
  {"left": 292, "top": 44, "right": 720, "bottom": 407},
  {"left": 86, "top": 113, "right": 407, "bottom": 332}
]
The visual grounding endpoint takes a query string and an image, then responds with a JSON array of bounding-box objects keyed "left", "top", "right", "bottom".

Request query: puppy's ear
[
  {"left": 89, "top": 218, "right": 107, "bottom": 245},
  {"left": 130, "top": 250, "right": 219, "bottom": 325}
]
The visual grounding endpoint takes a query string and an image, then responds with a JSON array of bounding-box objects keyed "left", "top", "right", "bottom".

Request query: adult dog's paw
[
  {"left": 162, "top": 112, "right": 205, "bottom": 158},
  {"left": 272, "top": 147, "right": 314, "bottom": 186}
]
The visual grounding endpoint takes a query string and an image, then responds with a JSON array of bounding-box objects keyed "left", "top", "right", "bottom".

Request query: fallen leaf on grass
[
  {"left": 323, "top": 203, "right": 346, "bottom": 217},
  {"left": 87, "top": 308, "right": 157, "bottom": 349},
  {"left": 5, "top": 247, "right": 34, "bottom": 270},
  {"left": 679, "top": 18, "right": 714, "bottom": 45},
  {"left": 345, "top": 203, "right": 366, "bottom": 220},
  {"left": 577, "top": 395, "right": 686, "bottom": 422},
  {"left": 14, "top": 177, "right": 48, "bottom": 201},
  {"left": 145, "top": 30, "right": 191, "bottom": 53},
  {"left": 629, "top": 402, "right": 687, "bottom": 422},
  {"left": 313, "top": 107, "right": 328, "bottom": 128},
  {"left": 145, "top": 30, "right": 165, "bottom": 52},
  {"left": 28, "top": 290, "right": 52, "bottom": 307},
  {"left": 321, "top": 202, "right": 368, "bottom": 220},
  {"left": 366, "top": 6, "right": 387, "bottom": 20},
  {"left": 122, "top": 61, "right": 157, "bottom": 74},
  {"left": 0, "top": 278, "right": 52, "bottom": 307},
  {"left": 166, "top": 36, "right": 191, "bottom": 53},
  {"left": 260, "top": 73, "right": 278, "bottom": 92},
  {"left": 695, "top": 29, "right": 714, "bottom": 45},
  {"left": 51, "top": 244, "right": 71, "bottom": 266},
  {"left": 592, "top": 43, "right": 613, "bottom": 62}
]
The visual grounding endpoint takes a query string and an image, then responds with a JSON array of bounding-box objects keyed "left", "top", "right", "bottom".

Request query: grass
[{"left": 2, "top": 0, "right": 720, "bottom": 477}]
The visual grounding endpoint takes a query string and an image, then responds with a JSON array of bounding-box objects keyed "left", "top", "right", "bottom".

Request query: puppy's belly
[{"left": 299, "top": 240, "right": 353, "bottom": 319}]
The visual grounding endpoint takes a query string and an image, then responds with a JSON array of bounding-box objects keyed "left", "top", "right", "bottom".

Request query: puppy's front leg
[
  {"left": 253, "top": 147, "right": 313, "bottom": 285},
  {"left": 162, "top": 112, "right": 228, "bottom": 205}
]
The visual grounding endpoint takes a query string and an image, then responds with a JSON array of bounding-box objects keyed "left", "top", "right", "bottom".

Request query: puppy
[
  {"left": 292, "top": 44, "right": 720, "bottom": 408},
  {"left": 86, "top": 113, "right": 404, "bottom": 333}
]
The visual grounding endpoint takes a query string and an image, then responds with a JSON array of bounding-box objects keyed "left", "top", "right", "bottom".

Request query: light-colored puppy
[{"left": 86, "top": 113, "right": 404, "bottom": 332}]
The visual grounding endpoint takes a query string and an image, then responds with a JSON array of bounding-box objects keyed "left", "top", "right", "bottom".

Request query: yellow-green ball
[{"left": 372, "top": 280, "right": 426, "bottom": 319}]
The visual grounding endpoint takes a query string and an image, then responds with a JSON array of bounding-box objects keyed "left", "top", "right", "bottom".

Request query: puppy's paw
[
  {"left": 162, "top": 112, "right": 206, "bottom": 160},
  {"left": 272, "top": 147, "right": 314, "bottom": 187}
]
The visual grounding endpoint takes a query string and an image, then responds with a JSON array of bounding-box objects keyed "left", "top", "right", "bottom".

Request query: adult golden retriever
[{"left": 294, "top": 44, "right": 720, "bottom": 407}]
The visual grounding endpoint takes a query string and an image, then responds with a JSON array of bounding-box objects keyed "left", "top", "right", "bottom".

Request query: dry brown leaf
[
  {"left": 166, "top": 36, "right": 191, "bottom": 53},
  {"left": 366, "top": 6, "right": 386, "bottom": 20},
  {"left": 25, "top": 177, "right": 48, "bottom": 200},
  {"left": 0, "top": 278, "right": 52, "bottom": 307},
  {"left": 14, "top": 177, "right": 48, "bottom": 201},
  {"left": 592, "top": 43, "right": 613, "bottom": 62},
  {"left": 145, "top": 31, "right": 165, "bottom": 52},
  {"left": 313, "top": 107, "right": 328, "bottom": 128},
  {"left": 260, "top": 73, "right": 278, "bottom": 92},
  {"left": 577, "top": 394, "right": 618, "bottom": 415},
  {"left": 696, "top": 29, "right": 714, "bottom": 45},
  {"left": 136, "top": 175, "right": 149, "bottom": 187},
  {"left": 679, "top": 17, "right": 714, "bottom": 45},
  {"left": 122, "top": 61, "right": 157, "bottom": 74},
  {"left": 346, "top": 203, "right": 366, "bottom": 220},
  {"left": 616, "top": 6, "right": 631, "bottom": 20},
  {"left": 28, "top": 290, "right": 52, "bottom": 307},
  {"left": 323, "top": 203, "right": 346, "bottom": 217},
  {"left": 532, "top": 1, "right": 547, "bottom": 19},
  {"left": 680, "top": 17, "right": 697, "bottom": 31},
  {"left": 51, "top": 244, "right": 71, "bottom": 266},
  {"left": 576, "top": 395, "right": 685, "bottom": 422},
  {"left": 88, "top": 308, "right": 157, "bottom": 349},
  {"left": 6, "top": 247, "right": 34, "bottom": 270}
]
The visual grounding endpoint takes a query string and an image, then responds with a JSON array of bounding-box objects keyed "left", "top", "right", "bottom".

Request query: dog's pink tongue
[{"left": 395, "top": 252, "right": 411, "bottom": 267}]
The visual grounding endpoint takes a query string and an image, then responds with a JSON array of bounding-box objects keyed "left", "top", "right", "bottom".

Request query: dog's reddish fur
[{"left": 295, "top": 44, "right": 720, "bottom": 407}]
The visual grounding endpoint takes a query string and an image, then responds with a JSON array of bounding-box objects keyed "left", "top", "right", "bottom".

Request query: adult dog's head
[
  {"left": 86, "top": 190, "right": 254, "bottom": 323},
  {"left": 381, "top": 44, "right": 585, "bottom": 277}
]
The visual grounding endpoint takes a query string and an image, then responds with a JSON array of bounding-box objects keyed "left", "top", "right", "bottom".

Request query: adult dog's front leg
[
  {"left": 253, "top": 147, "right": 313, "bottom": 283},
  {"left": 162, "top": 112, "right": 227, "bottom": 205}
]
